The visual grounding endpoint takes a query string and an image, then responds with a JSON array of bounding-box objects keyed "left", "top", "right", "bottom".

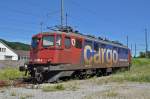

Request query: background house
[
  {"left": 0, "top": 40, "right": 30, "bottom": 68},
  {"left": 0, "top": 40, "right": 18, "bottom": 60},
  {"left": 15, "top": 50, "right": 30, "bottom": 62}
]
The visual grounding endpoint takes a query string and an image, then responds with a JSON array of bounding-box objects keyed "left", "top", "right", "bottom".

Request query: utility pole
[
  {"left": 131, "top": 44, "right": 132, "bottom": 56},
  {"left": 66, "top": 13, "right": 68, "bottom": 27},
  {"left": 134, "top": 43, "right": 137, "bottom": 58},
  {"left": 40, "top": 22, "right": 43, "bottom": 33},
  {"left": 145, "top": 28, "right": 148, "bottom": 58},
  {"left": 61, "top": 0, "right": 64, "bottom": 27},
  {"left": 126, "top": 35, "right": 128, "bottom": 47}
]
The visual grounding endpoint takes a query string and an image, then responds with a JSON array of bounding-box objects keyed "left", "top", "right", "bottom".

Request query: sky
[{"left": 0, "top": 0, "right": 149, "bottom": 55}]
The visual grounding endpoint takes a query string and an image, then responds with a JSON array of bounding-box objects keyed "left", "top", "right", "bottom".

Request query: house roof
[
  {"left": 0, "top": 40, "right": 18, "bottom": 55},
  {"left": 0, "top": 40, "right": 30, "bottom": 57}
]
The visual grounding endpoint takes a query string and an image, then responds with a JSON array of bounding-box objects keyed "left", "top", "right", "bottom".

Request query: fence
[{"left": 0, "top": 60, "right": 25, "bottom": 69}]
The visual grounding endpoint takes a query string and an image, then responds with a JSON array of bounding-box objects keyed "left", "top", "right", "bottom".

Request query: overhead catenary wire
[
  {"left": 0, "top": 3, "right": 60, "bottom": 26},
  {"left": 69, "top": 0, "right": 99, "bottom": 16},
  {"left": 0, "top": 26, "right": 37, "bottom": 33},
  {"left": 0, "top": 0, "right": 101, "bottom": 34},
  {"left": 0, "top": 0, "right": 149, "bottom": 55},
  {"left": 23, "top": 0, "right": 53, "bottom": 11},
  {"left": 0, "top": 4, "right": 61, "bottom": 33}
]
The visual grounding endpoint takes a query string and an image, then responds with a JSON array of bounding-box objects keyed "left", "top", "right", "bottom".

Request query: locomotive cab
[
  {"left": 30, "top": 32, "right": 63, "bottom": 65},
  {"left": 29, "top": 32, "right": 83, "bottom": 66},
  {"left": 19, "top": 32, "right": 83, "bottom": 83}
]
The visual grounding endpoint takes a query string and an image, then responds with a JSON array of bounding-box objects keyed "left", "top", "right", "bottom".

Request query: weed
[
  {"left": 20, "top": 96, "right": 26, "bottom": 99},
  {"left": 110, "top": 58, "right": 150, "bottom": 82},
  {"left": 94, "top": 58, "right": 150, "bottom": 84},
  {"left": 10, "top": 91, "right": 16, "bottom": 96},
  {"left": 0, "top": 90, "right": 5, "bottom": 93},
  {"left": 69, "top": 84, "right": 78, "bottom": 91},
  {"left": 103, "top": 90, "right": 118, "bottom": 97},
  {"left": 25, "top": 94, "right": 33, "bottom": 98},
  {"left": 0, "top": 67, "right": 25, "bottom": 80},
  {"left": 19, "top": 94, "right": 33, "bottom": 99},
  {"left": 42, "top": 84, "right": 65, "bottom": 92}
]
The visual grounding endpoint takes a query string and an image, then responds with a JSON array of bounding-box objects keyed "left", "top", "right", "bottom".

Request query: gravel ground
[{"left": 0, "top": 78, "right": 150, "bottom": 99}]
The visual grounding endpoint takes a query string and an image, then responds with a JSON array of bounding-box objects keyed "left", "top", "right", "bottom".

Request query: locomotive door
[
  {"left": 63, "top": 36, "right": 72, "bottom": 63},
  {"left": 71, "top": 38, "right": 82, "bottom": 65}
]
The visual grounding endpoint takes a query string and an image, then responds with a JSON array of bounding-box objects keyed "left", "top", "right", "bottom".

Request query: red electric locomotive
[{"left": 20, "top": 27, "right": 131, "bottom": 83}]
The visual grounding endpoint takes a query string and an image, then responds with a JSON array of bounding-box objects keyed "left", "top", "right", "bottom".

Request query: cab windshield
[
  {"left": 31, "top": 37, "right": 39, "bottom": 48},
  {"left": 43, "top": 35, "right": 54, "bottom": 47},
  {"left": 42, "top": 35, "right": 62, "bottom": 47}
]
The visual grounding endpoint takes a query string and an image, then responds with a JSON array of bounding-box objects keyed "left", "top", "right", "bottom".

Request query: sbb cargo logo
[{"left": 84, "top": 45, "right": 118, "bottom": 66}]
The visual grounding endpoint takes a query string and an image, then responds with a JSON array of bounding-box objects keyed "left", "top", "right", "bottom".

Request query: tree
[
  {"left": 139, "top": 51, "right": 150, "bottom": 58},
  {"left": 139, "top": 52, "right": 146, "bottom": 58}
]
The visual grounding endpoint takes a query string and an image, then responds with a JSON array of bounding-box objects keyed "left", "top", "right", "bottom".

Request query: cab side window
[
  {"left": 94, "top": 42, "right": 99, "bottom": 51},
  {"left": 65, "top": 37, "right": 71, "bottom": 49},
  {"left": 56, "top": 35, "right": 62, "bottom": 46},
  {"left": 75, "top": 39, "right": 82, "bottom": 49}
]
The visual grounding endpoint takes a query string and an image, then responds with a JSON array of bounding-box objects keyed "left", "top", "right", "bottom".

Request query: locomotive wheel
[
  {"left": 35, "top": 72, "right": 44, "bottom": 84},
  {"left": 96, "top": 69, "right": 103, "bottom": 77},
  {"left": 101, "top": 68, "right": 112, "bottom": 76}
]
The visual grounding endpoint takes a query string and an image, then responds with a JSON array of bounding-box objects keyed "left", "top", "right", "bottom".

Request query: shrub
[{"left": 0, "top": 67, "right": 25, "bottom": 80}]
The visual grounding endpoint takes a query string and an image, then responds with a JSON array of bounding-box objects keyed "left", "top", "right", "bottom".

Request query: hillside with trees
[{"left": 0, "top": 39, "right": 30, "bottom": 51}]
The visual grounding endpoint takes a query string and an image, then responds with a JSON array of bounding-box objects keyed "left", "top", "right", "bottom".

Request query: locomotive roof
[{"left": 36, "top": 31, "right": 129, "bottom": 49}]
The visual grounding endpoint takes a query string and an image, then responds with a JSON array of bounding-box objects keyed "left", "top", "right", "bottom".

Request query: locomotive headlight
[
  {"left": 23, "top": 64, "right": 28, "bottom": 70},
  {"left": 40, "top": 59, "right": 43, "bottom": 62},
  {"left": 35, "top": 58, "right": 43, "bottom": 62},
  {"left": 37, "top": 59, "right": 40, "bottom": 62},
  {"left": 39, "top": 59, "right": 43, "bottom": 62},
  {"left": 25, "top": 64, "right": 28, "bottom": 68}
]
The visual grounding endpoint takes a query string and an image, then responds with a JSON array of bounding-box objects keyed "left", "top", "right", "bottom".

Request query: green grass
[
  {"left": 132, "top": 58, "right": 150, "bottom": 66},
  {"left": 103, "top": 90, "right": 118, "bottom": 97},
  {"left": 10, "top": 91, "right": 17, "bottom": 96},
  {"left": 20, "top": 96, "right": 26, "bottom": 99},
  {"left": 0, "top": 58, "right": 149, "bottom": 84},
  {"left": 109, "top": 58, "right": 150, "bottom": 82},
  {"left": 69, "top": 84, "right": 79, "bottom": 91},
  {"left": 19, "top": 94, "right": 33, "bottom": 99},
  {"left": 0, "top": 67, "right": 25, "bottom": 80},
  {"left": 42, "top": 84, "right": 65, "bottom": 92}
]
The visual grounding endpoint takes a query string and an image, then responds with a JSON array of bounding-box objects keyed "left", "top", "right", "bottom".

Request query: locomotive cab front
[{"left": 30, "top": 33, "right": 62, "bottom": 65}]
